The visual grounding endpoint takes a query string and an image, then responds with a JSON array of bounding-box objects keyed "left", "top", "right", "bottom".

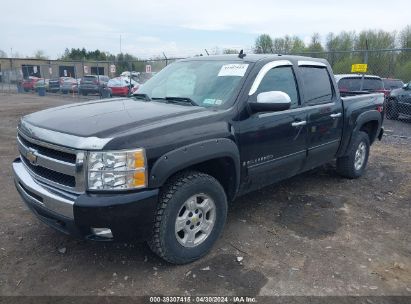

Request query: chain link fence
[
  {"left": 295, "top": 48, "right": 411, "bottom": 126},
  {"left": 0, "top": 49, "right": 410, "bottom": 126},
  {"left": 0, "top": 57, "right": 182, "bottom": 99}
]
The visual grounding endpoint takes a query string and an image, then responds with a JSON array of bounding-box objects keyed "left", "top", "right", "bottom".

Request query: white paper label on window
[{"left": 218, "top": 64, "right": 248, "bottom": 77}]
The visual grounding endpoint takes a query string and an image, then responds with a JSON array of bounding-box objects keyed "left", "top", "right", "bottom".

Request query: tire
[
  {"left": 336, "top": 131, "right": 370, "bottom": 179},
  {"left": 386, "top": 99, "right": 399, "bottom": 120},
  {"left": 149, "top": 171, "right": 227, "bottom": 264}
]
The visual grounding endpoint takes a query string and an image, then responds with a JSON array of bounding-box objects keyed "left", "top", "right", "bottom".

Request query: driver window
[{"left": 255, "top": 66, "right": 299, "bottom": 108}]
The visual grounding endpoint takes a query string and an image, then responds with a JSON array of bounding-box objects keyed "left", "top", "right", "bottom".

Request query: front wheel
[
  {"left": 336, "top": 131, "right": 370, "bottom": 179},
  {"left": 149, "top": 171, "right": 227, "bottom": 264}
]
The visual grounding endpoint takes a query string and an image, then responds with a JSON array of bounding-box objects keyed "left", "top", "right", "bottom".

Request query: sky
[{"left": 0, "top": 0, "right": 409, "bottom": 59}]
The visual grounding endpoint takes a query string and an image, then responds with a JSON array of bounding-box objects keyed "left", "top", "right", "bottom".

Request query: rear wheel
[
  {"left": 149, "top": 171, "right": 227, "bottom": 264},
  {"left": 336, "top": 131, "right": 370, "bottom": 179}
]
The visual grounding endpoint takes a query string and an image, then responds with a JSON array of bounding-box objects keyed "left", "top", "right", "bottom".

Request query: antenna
[{"left": 238, "top": 49, "right": 246, "bottom": 59}]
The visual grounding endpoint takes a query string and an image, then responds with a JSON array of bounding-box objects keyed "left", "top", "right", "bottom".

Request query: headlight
[{"left": 87, "top": 148, "right": 147, "bottom": 190}]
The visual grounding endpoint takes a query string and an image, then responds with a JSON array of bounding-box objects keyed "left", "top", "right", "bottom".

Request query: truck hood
[{"left": 22, "top": 98, "right": 208, "bottom": 138}]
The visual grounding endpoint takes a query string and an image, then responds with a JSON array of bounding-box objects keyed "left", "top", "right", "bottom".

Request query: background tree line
[
  {"left": 254, "top": 25, "right": 411, "bottom": 81},
  {"left": 59, "top": 48, "right": 168, "bottom": 74}
]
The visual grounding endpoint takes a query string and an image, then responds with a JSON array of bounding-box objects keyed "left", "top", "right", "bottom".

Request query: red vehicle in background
[
  {"left": 107, "top": 77, "right": 139, "bottom": 97},
  {"left": 335, "top": 74, "right": 385, "bottom": 97},
  {"left": 22, "top": 76, "right": 41, "bottom": 92}
]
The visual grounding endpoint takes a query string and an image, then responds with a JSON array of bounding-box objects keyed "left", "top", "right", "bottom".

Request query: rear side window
[
  {"left": 300, "top": 67, "right": 333, "bottom": 105},
  {"left": 255, "top": 66, "right": 299, "bottom": 108}
]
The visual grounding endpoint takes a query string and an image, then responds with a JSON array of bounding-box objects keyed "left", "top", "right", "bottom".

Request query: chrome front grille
[{"left": 17, "top": 131, "right": 86, "bottom": 193}]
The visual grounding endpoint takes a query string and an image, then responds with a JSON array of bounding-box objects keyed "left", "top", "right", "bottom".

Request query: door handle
[
  {"left": 330, "top": 113, "right": 342, "bottom": 118},
  {"left": 291, "top": 120, "right": 307, "bottom": 127}
]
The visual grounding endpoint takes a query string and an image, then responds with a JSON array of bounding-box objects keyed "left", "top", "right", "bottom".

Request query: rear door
[{"left": 298, "top": 61, "right": 343, "bottom": 170}]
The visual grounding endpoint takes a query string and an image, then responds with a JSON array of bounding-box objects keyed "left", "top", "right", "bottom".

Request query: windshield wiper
[
  {"left": 132, "top": 93, "right": 151, "bottom": 101},
  {"left": 152, "top": 96, "right": 198, "bottom": 106}
]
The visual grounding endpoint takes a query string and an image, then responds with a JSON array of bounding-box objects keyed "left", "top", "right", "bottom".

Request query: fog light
[{"left": 91, "top": 228, "right": 113, "bottom": 239}]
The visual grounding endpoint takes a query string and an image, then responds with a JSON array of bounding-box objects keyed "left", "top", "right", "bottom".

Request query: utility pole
[
  {"left": 360, "top": 39, "right": 369, "bottom": 91},
  {"left": 120, "top": 35, "right": 122, "bottom": 54}
]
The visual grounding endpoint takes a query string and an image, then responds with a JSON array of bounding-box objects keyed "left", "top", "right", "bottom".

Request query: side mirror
[
  {"left": 249, "top": 91, "right": 291, "bottom": 113},
  {"left": 404, "top": 83, "right": 410, "bottom": 90}
]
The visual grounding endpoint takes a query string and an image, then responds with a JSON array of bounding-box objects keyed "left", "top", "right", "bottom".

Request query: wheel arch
[
  {"left": 354, "top": 110, "right": 381, "bottom": 143},
  {"left": 149, "top": 138, "right": 240, "bottom": 201},
  {"left": 341, "top": 110, "right": 381, "bottom": 156}
]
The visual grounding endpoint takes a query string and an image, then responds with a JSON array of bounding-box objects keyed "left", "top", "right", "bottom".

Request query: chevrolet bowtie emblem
[{"left": 26, "top": 148, "right": 38, "bottom": 166}]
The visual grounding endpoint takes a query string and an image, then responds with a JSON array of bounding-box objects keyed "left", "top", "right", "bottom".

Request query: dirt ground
[{"left": 0, "top": 92, "right": 410, "bottom": 298}]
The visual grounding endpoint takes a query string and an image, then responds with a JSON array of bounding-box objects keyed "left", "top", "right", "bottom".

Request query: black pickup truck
[{"left": 13, "top": 54, "right": 384, "bottom": 264}]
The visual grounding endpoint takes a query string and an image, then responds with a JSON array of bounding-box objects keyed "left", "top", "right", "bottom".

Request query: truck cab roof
[
  {"left": 335, "top": 74, "right": 382, "bottom": 81},
  {"left": 180, "top": 54, "right": 329, "bottom": 65}
]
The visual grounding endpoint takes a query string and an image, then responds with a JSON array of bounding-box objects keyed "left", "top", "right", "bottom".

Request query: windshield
[
  {"left": 383, "top": 79, "right": 404, "bottom": 90},
  {"left": 338, "top": 77, "right": 384, "bottom": 91},
  {"left": 136, "top": 60, "right": 250, "bottom": 107}
]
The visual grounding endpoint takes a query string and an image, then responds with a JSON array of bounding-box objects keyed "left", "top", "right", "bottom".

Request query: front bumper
[{"left": 13, "top": 158, "right": 159, "bottom": 241}]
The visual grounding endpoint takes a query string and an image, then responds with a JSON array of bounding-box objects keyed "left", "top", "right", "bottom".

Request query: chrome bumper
[{"left": 13, "top": 159, "right": 75, "bottom": 219}]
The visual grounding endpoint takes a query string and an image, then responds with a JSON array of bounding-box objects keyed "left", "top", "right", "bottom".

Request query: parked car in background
[
  {"left": 382, "top": 78, "right": 404, "bottom": 90},
  {"left": 335, "top": 74, "right": 385, "bottom": 97},
  {"left": 107, "top": 77, "right": 140, "bottom": 96},
  {"left": 120, "top": 71, "right": 140, "bottom": 78},
  {"left": 60, "top": 77, "right": 80, "bottom": 94},
  {"left": 22, "top": 77, "right": 40, "bottom": 92},
  {"left": 79, "top": 75, "right": 110, "bottom": 96},
  {"left": 381, "top": 78, "right": 404, "bottom": 96},
  {"left": 48, "top": 77, "right": 71, "bottom": 93},
  {"left": 34, "top": 79, "right": 49, "bottom": 92},
  {"left": 48, "top": 78, "right": 61, "bottom": 92},
  {"left": 386, "top": 81, "right": 411, "bottom": 119}
]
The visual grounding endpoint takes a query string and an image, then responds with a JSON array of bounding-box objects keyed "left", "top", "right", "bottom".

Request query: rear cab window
[
  {"left": 338, "top": 77, "right": 383, "bottom": 92},
  {"left": 299, "top": 66, "right": 334, "bottom": 105}
]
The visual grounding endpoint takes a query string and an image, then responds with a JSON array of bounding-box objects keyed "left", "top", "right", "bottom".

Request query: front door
[{"left": 237, "top": 62, "right": 308, "bottom": 193}]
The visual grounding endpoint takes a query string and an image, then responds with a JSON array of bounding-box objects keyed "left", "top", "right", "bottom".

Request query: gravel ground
[{"left": 0, "top": 93, "right": 410, "bottom": 298}]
